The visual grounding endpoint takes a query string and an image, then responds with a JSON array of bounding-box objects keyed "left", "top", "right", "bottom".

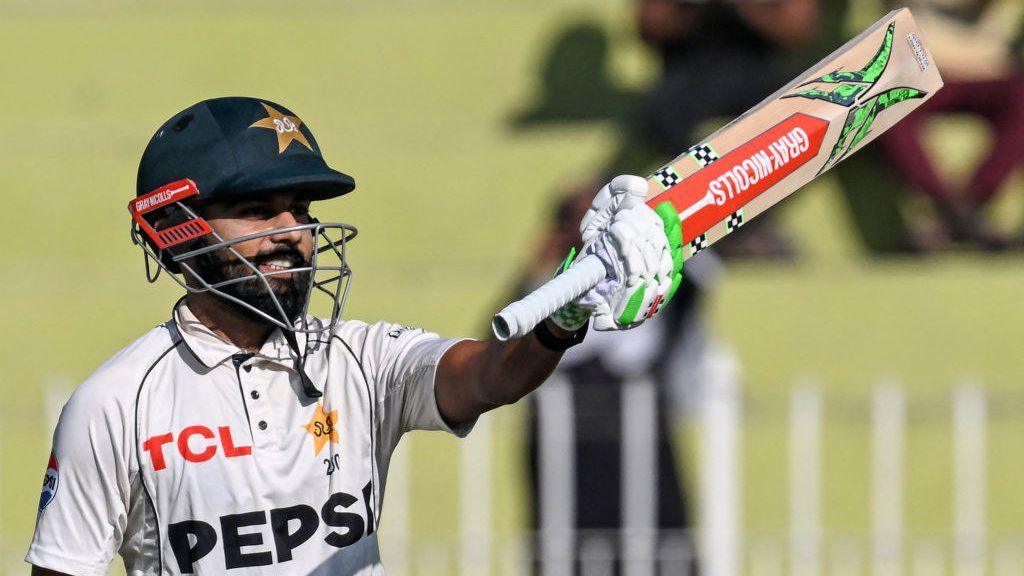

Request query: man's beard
[{"left": 190, "top": 243, "right": 313, "bottom": 326}]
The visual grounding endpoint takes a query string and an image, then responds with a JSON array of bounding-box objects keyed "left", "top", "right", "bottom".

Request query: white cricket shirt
[{"left": 27, "top": 301, "right": 471, "bottom": 575}]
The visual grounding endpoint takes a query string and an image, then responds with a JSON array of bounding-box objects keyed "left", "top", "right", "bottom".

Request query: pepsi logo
[{"left": 39, "top": 452, "right": 59, "bottom": 511}]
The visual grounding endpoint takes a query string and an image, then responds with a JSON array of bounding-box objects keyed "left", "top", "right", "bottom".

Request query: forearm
[
  {"left": 433, "top": 174, "right": 682, "bottom": 426},
  {"left": 435, "top": 319, "right": 569, "bottom": 425}
]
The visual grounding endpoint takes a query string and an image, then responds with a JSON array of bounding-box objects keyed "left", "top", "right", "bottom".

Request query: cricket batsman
[{"left": 26, "top": 97, "right": 683, "bottom": 575}]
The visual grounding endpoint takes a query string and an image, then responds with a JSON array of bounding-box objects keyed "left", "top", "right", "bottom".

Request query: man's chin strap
[{"left": 281, "top": 329, "right": 322, "bottom": 398}]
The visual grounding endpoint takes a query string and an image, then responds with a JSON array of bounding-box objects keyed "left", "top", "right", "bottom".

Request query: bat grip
[{"left": 491, "top": 254, "right": 607, "bottom": 341}]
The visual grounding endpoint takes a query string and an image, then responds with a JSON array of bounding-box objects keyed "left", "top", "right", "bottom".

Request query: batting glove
[{"left": 550, "top": 175, "right": 685, "bottom": 332}]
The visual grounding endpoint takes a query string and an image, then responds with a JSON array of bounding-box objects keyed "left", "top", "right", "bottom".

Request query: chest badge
[{"left": 300, "top": 403, "right": 339, "bottom": 455}]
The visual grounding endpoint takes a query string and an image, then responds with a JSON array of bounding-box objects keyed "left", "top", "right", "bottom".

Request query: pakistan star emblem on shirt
[{"left": 300, "top": 403, "right": 340, "bottom": 455}]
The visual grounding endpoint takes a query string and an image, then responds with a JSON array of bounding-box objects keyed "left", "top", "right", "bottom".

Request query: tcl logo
[{"left": 143, "top": 426, "right": 252, "bottom": 471}]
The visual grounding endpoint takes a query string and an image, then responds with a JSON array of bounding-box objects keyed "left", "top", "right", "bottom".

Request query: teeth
[{"left": 263, "top": 259, "right": 292, "bottom": 269}]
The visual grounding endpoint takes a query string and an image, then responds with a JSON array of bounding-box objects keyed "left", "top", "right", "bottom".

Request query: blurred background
[{"left": 4, "top": 0, "right": 1024, "bottom": 574}]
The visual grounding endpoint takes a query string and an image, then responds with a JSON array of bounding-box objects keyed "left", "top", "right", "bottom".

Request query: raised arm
[
  {"left": 434, "top": 320, "right": 570, "bottom": 424},
  {"left": 433, "top": 175, "right": 686, "bottom": 426}
]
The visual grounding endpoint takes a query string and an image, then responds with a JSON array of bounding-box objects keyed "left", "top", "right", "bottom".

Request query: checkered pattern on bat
[
  {"left": 652, "top": 166, "right": 681, "bottom": 190},
  {"left": 687, "top": 144, "right": 719, "bottom": 167},
  {"left": 726, "top": 209, "right": 745, "bottom": 233},
  {"left": 690, "top": 233, "right": 708, "bottom": 256}
]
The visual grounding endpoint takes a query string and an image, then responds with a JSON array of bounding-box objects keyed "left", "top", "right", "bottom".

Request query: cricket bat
[{"left": 492, "top": 8, "right": 943, "bottom": 340}]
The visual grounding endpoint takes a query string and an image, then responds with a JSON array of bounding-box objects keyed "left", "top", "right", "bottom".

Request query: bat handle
[{"left": 491, "top": 254, "right": 607, "bottom": 341}]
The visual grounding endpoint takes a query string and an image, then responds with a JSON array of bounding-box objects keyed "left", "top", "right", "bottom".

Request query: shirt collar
[{"left": 171, "top": 300, "right": 327, "bottom": 370}]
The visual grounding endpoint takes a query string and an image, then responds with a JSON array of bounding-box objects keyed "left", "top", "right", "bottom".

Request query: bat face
[{"left": 645, "top": 9, "right": 943, "bottom": 260}]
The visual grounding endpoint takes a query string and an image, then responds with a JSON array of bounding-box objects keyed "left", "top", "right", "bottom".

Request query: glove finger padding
[
  {"left": 550, "top": 177, "right": 687, "bottom": 334},
  {"left": 580, "top": 175, "right": 649, "bottom": 243}
]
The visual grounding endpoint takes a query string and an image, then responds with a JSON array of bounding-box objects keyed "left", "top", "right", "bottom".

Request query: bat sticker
[
  {"left": 653, "top": 166, "right": 681, "bottom": 190},
  {"left": 687, "top": 144, "right": 719, "bottom": 167},
  {"left": 726, "top": 209, "right": 745, "bottom": 233},
  {"left": 656, "top": 113, "right": 829, "bottom": 243},
  {"left": 689, "top": 234, "right": 708, "bottom": 256}
]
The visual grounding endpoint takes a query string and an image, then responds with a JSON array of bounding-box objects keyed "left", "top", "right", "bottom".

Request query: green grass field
[{"left": 3, "top": 1, "right": 1024, "bottom": 573}]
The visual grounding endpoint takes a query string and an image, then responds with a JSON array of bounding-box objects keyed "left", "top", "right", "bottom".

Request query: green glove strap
[
  {"left": 654, "top": 201, "right": 685, "bottom": 312},
  {"left": 616, "top": 284, "right": 647, "bottom": 325},
  {"left": 556, "top": 201, "right": 685, "bottom": 329},
  {"left": 550, "top": 246, "right": 590, "bottom": 331},
  {"left": 556, "top": 246, "right": 577, "bottom": 276}
]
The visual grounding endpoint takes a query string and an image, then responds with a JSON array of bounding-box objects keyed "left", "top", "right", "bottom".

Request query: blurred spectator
[
  {"left": 509, "top": 180, "right": 723, "bottom": 574},
  {"left": 633, "top": 0, "right": 819, "bottom": 156},
  {"left": 875, "top": 0, "right": 1024, "bottom": 250},
  {"left": 604, "top": 0, "right": 820, "bottom": 260}
]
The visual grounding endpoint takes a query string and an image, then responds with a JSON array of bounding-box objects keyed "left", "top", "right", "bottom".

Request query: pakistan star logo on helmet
[{"left": 783, "top": 21, "right": 928, "bottom": 172}]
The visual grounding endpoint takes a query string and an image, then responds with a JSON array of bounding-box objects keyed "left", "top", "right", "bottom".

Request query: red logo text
[{"left": 143, "top": 426, "right": 252, "bottom": 471}]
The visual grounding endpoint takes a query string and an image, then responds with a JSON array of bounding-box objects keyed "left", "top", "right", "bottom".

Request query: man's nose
[{"left": 266, "top": 210, "right": 306, "bottom": 244}]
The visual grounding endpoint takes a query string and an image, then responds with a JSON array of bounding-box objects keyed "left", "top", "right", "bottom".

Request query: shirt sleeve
[
  {"left": 26, "top": 379, "right": 132, "bottom": 576},
  {"left": 369, "top": 323, "right": 476, "bottom": 437}
]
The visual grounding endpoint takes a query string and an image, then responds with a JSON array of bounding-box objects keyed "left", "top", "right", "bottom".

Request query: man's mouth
[{"left": 258, "top": 258, "right": 299, "bottom": 277}]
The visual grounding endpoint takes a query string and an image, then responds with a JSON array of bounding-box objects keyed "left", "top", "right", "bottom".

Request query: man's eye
[{"left": 234, "top": 204, "right": 309, "bottom": 219}]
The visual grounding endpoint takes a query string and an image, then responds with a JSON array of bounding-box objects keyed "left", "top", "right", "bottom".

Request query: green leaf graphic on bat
[
  {"left": 782, "top": 19, "right": 928, "bottom": 172},
  {"left": 805, "top": 21, "right": 895, "bottom": 86},
  {"left": 783, "top": 21, "right": 896, "bottom": 106},
  {"left": 823, "top": 87, "right": 926, "bottom": 169},
  {"left": 789, "top": 83, "right": 869, "bottom": 107}
]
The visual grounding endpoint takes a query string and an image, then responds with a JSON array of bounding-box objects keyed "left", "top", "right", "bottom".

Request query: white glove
[{"left": 551, "top": 175, "right": 685, "bottom": 332}]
